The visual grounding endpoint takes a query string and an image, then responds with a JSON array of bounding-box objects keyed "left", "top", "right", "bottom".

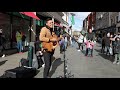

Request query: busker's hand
[{"left": 53, "top": 44, "right": 57, "bottom": 49}]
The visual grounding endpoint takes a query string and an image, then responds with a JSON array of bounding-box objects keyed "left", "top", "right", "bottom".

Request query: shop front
[{"left": 0, "top": 12, "right": 34, "bottom": 50}]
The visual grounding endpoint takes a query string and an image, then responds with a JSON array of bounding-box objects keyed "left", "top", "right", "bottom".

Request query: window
[
  {"left": 12, "top": 16, "right": 30, "bottom": 47},
  {"left": 0, "top": 13, "right": 11, "bottom": 49}
]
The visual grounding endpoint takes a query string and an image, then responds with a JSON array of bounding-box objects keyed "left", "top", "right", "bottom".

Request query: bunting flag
[{"left": 71, "top": 15, "right": 75, "bottom": 25}]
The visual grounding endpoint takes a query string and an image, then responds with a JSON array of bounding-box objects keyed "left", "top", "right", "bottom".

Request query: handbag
[{"left": 109, "top": 47, "right": 113, "bottom": 55}]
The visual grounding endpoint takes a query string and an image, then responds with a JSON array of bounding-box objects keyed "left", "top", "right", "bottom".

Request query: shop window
[
  {"left": 36, "top": 20, "right": 40, "bottom": 26},
  {"left": 12, "top": 16, "right": 30, "bottom": 48},
  {"left": 0, "top": 12, "right": 11, "bottom": 49}
]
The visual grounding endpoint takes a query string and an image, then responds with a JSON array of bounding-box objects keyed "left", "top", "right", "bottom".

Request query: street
[{"left": 1, "top": 42, "right": 120, "bottom": 78}]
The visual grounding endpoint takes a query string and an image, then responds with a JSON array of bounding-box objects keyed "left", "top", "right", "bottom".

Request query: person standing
[
  {"left": 0, "top": 29, "right": 6, "bottom": 57},
  {"left": 86, "top": 29, "right": 95, "bottom": 55},
  {"left": 22, "top": 33, "right": 26, "bottom": 52},
  {"left": 71, "top": 36, "right": 76, "bottom": 47},
  {"left": 86, "top": 29, "right": 95, "bottom": 41},
  {"left": 64, "top": 35, "right": 68, "bottom": 50},
  {"left": 16, "top": 30, "right": 22, "bottom": 53},
  {"left": 85, "top": 39, "right": 94, "bottom": 57},
  {"left": 39, "top": 18, "right": 58, "bottom": 78},
  {"left": 113, "top": 37, "right": 120, "bottom": 64},
  {"left": 101, "top": 34, "right": 106, "bottom": 53},
  {"left": 77, "top": 33, "right": 84, "bottom": 51},
  {"left": 105, "top": 33, "right": 111, "bottom": 56}
]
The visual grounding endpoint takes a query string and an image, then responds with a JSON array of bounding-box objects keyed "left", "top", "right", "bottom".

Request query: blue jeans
[
  {"left": 17, "top": 40, "right": 22, "bottom": 52},
  {"left": 72, "top": 40, "right": 75, "bottom": 47},
  {"left": 64, "top": 42, "right": 67, "bottom": 49},
  {"left": 115, "top": 53, "right": 120, "bottom": 62},
  {"left": 85, "top": 48, "right": 93, "bottom": 56},
  {"left": 106, "top": 46, "right": 110, "bottom": 55}
]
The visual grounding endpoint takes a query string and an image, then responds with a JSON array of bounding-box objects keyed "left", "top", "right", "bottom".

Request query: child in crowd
[{"left": 85, "top": 40, "right": 94, "bottom": 57}]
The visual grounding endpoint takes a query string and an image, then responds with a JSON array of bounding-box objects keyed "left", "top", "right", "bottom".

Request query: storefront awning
[{"left": 20, "top": 12, "right": 40, "bottom": 20}]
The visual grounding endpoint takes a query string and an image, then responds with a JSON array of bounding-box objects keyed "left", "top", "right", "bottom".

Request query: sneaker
[
  {"left": 2, "top": 54, "right": 5, "bottom": 58},
  {"left": 78, "top": 49, "right": 81, "bottom": 51},
  {"left": 117, "top": 62, "right": 120, "bottom": 65},
  {"left": 113, "top": 61, "right": 117, "bottom": 64}
]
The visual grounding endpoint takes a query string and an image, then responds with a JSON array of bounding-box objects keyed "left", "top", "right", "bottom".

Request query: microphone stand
[{"left": 56, "top": 39, "right": 74, "bottom": 78}]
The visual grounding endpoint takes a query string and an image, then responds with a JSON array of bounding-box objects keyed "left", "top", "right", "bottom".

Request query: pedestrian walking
[
  {"left": 113, "top": 37, "right": 120, "bottom": 64},
  {"left": 64, "top": 35, "right": 68, "bottom": 49},
  {"left": 77, "top": 33, "right": 84, "bottom": 51}
]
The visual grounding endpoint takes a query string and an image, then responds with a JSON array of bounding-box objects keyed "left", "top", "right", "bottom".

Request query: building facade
[
  {"left": 82, "top": 12, "right": 96, "bottom": 33},
  {"left": 116, "top": 12, "right": 120, "bottom": 33},
  {"left": 95, "top": 12, "right": 109, "bottom": 30},
  {"left": 95, "top": 12, "right": 119, "bottom": 34},
  {"left": 0, "top": 12, "right": 64, "bottom": 50}
]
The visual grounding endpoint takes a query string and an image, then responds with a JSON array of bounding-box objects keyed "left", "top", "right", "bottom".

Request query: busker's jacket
[{"left": 39, "top": 26, "right": 56, "bottom": 52}]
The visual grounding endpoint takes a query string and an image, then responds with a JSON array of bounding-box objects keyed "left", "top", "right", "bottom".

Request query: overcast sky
[{"left": 68, "top": 12, "right": 91, "bottom": 31}]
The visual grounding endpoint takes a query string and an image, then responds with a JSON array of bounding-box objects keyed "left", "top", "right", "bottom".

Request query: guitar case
[{"left": 2, "top": 66, "right": 37, "bottom": 78}]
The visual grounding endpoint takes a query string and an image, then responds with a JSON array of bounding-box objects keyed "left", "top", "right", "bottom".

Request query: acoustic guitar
[{"left": 42, "top": 32, "right": 62, "bottom": 52}]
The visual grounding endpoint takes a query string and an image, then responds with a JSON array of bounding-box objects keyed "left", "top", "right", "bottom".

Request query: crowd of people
[
  {"left": 101, "top": 32, "right": 120, "bottom": 64},
  {"left": 1, "top": 17, "right": 120, "bottom": 78}
]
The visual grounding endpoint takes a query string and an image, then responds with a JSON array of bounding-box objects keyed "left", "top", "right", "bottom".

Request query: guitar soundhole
[{"left": 53, "top": 41, "right": 57, "bottom": 46}]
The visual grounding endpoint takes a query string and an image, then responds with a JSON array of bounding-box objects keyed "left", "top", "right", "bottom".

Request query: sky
[{"left": 68, "top": 12, "right": 91, "bottom": 31}]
